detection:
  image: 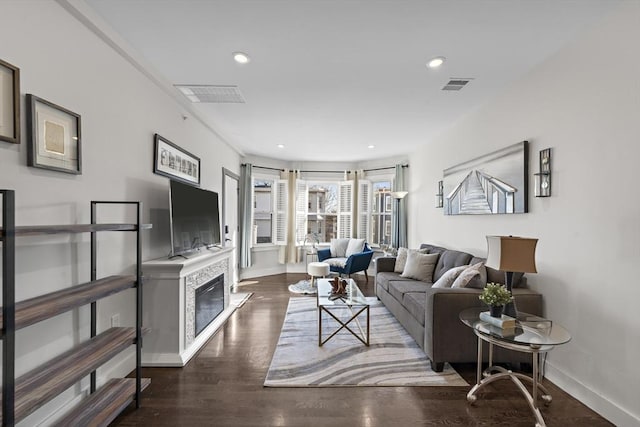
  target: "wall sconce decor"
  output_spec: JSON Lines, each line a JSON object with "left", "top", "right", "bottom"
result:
{"left": 534, "top": 148, "right": 551, "bottom": 197}
{"left": 435, "top": 180, "right": 444, "bottom": 208}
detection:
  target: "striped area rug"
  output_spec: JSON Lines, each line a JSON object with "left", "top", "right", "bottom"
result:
{"left": 264, "top": 297, "right": 468, "bottom": 387}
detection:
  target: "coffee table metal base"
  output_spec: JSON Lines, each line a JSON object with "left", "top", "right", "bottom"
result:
{"left": 318, "top": 304, "right": 369, "bottom": 347}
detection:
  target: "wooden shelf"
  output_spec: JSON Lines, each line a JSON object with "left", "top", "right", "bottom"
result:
{"left": 52, "top": 378, "right": 151, "bottom": 427}
{"left": 0, "top": 223, "right": 152, "bottom": 238}
{"left": 0, "top": 327, "right": 141, "bottom": 423}
{"left": 0, "top": 275, "right": 136, "bottom": 331}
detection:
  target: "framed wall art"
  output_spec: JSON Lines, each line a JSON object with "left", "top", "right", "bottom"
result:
{"left": 26, "top": 94, "right": 82, "bottom": 174}
{"left": 0, "top": 58, "right": 20, "bottom": 144}
{"left": 153, "top": 133, "right": 201, "bottom": 186}
{"left": 443, "top": 140, "right": 528, "bottom": 215}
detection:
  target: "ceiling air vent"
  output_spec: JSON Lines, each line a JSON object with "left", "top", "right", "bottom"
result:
{"left": 442, "top": 78, "right": 473, "bottom": 91}
{"left": 175, "top": 85, "right": 245, "bottom": 103}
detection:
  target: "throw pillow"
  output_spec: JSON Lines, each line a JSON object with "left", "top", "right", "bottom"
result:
{"left": 330, "top": 238, "right": 350, "bottom": 258}
{"left": 400, "top": 252, "right": 439, "bottom": 282}
{"left": 451, "top": 262, "right": 484, "bottom": 288}
{"left": 394, "top": 247, "right": 428, "bottom": 273}
{"left": 466, "top": 262, "right": 488, "bottom": 289}
{"left": 345, "top": 238, "right": 366, "bottom": 257}
{"left": 432, "top": 265, "right": 467, "bottom": 288}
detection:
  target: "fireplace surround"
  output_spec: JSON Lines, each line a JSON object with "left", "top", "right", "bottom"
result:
{"left": 142, "top": 247, "right": 234, "bottom": 366}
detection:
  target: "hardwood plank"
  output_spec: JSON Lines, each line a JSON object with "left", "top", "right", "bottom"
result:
{"left": 111, "top": 273, "right": 614, "bottom": 427}
{"left": 0, "top": 223, "right": 152, "bottom": 238}
{"left": 0, "top": 327, "right": 140, "bottom": 423}
{"left": 53, "top": 378, "right": 150, "bottom": 427}
{"left": 0, "top": 275, "right": 136, "bottom": 330}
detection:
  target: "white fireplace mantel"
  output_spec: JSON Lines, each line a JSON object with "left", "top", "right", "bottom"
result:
{"left": 142, "top": 247, "right": 234, "bottom": 366}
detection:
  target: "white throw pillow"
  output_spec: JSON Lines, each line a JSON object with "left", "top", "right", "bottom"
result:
{"left": 394, "top": 247, "right": 409, "bottom": 273}
{"left": 345, "top": 238, "right": 366, "bottom": 257}
{"left": 400, "top": 252, "right": 439, "bottom": 282}
{"left": 330, "top": 238, "right": 350, "bottom": 258}
{"left": 432, "top": 265, "right": 468, "bottom": 288}
{"left": 451, "top": 262, "right": 484, "bottom": 288}
{"left": 394, "top": 248, "right": 428, "bottom": 273}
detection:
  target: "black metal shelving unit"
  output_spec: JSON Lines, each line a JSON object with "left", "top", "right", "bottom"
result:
{"left": 0, "top": 190, "right": 150, "bottom": 426}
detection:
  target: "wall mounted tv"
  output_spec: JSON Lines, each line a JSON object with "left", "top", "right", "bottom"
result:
{"left": 170, "top": 180, "right": 221, "bottom": 256}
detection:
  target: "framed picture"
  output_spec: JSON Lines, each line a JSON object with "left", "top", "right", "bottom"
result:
{"left": 0, "top": 58, "right": 20, "bottom": 144}
{"left": 153, "top": 133, "right": 201, "bottom": 186}
{"left": 26, "top": 94, "right": 82, "bottom": 174}
{"left": 443, "top": 141, "right": 528, "bottom": 215}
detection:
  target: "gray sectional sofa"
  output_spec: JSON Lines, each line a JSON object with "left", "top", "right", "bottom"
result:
{"left": 375, "top": 243, "right": 543, "bottom": 371}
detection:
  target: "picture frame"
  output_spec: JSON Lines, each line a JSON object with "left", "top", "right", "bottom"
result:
{"left": 26, "top": 94, "right": 82, "bottom": 174}
{"left": 153, "top": 133, "right": 201, "bottom": 186}
{"left": 0, "top": 58, "right": 20, "bottom": 144}
{"left": 443, "top": 140, "right": 528, "bottom": 215}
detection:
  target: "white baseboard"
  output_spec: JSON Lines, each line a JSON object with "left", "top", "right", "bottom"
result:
{"left": 545, "top": 362, "right": 640, "bottom": 427}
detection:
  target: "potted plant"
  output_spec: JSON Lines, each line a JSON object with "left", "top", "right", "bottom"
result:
{"left": 479, "top": 282, "right": 513, "bottom": 317}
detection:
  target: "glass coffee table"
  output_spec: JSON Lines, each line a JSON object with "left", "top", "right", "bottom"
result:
{"left": 460, "top": 307, "right": 571, "bottom": 427}
{"left": 316, "top": 278, "right": 370, "bottom": 347}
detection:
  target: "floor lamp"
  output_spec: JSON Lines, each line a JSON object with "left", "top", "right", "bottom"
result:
{"left": 485, "top": 235, "right": 538, "bottom": 318}
{"left": 390, "top": 191, "right": 408, "bottom": 249}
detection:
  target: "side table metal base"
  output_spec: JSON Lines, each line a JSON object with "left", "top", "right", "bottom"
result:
{"left": 467, "top": 334, "right": 553, "bottom": 427}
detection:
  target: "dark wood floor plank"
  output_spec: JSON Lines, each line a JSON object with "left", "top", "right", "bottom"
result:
{"left": 111, "top": 273, "right": 612, "bottom": 427}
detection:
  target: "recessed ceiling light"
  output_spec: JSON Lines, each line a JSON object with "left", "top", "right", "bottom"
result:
{"left": 277, "top": 144, "right": 285, "bottom": 149}
{"left": 427, "top": 56, "right": 446, "bottom": 68}
{"left": 368, "top": 145, "right": 375, "bottom": 149}
{"left": 233, "top": 52, "right": 250, "bottom": 64}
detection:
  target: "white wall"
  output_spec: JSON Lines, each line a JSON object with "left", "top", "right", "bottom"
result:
{"left": 0, "top": 2, "right": 239, "bottom": 425}
{"left": 408, "top": 3, "right": 640, "bottom": 426}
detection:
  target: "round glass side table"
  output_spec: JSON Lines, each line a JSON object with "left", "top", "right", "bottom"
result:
{"left": 459, "top": 307, "right": 571, "bottom": 427}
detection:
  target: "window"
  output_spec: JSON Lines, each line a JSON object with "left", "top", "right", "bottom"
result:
{"left": 371, "top": 180, "right": 392, "bottom": 246}
{"left": 253, "top": 179, "right": 274, "bottom": 244}
{"left": 306, "top": 183, "right": 338, "bottom": 243}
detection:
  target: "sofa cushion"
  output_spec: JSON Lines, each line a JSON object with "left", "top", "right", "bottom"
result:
{"left": 345, "top": 238, "right": 365, "bottom": 257}
{"left": 420, "top": 244, "right": 447, "bottom": 256}
{"left": 401, "top": 252, "right": 439, "bottom": 282}
{"left": 375, "top": 271, "right": 414, "bottom": 292}
{"left": 330, "top": 238, "right": 350, "bottom": 257}
{"left": 388, "top": 280, "right": 430, "bottom": 302}
{"left": 466, "top": 257, "right": 488, "bottom": 289}
{"left": 432, "top": 250, "right": 473, "bottom": 282}
{"left": 403, "top": 292, "right": 426, "bottom": 326}
{"left": 432, "top": 265, "right": 467, "bottom": 288}
{"left": 451, "top": 262, "right": 484, "bottom": 288}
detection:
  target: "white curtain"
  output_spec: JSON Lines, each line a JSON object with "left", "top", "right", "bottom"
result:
{"left": 239, "top": 163, "right": 253, "bottom": 268}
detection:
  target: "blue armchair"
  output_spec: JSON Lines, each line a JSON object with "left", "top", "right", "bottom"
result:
{"left": 317, "top": 243, "right": 374, "bottom": 282}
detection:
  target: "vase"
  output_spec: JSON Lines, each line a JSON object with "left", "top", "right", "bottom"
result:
{"left": 489, "top": 305, "right": 504, "bottom": 318}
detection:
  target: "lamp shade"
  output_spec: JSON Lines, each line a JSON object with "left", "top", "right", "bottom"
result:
{"left": 390, "top": 191, "right": 408, "bottom": 200}
{"left": 485, "top": 236, "right": 538, "bottom": 273}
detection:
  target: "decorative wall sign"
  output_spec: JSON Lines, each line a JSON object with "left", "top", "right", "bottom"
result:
{"left": 0, "top": 58, "right": 20, "bottom": 144}
{"left": 153, "top": 133, "right": 200, "bottom": 186}
{"left": 443, "top": 141, "right": 528, "bottom": 215}
{"left": 26, "top": 94, "right": 82, "bottom": 174}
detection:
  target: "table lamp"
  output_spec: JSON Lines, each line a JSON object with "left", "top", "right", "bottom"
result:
{"left": 485, "top": 235, "right": 538, "bottom": 318}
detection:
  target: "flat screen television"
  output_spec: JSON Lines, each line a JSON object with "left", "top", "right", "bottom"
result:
{"left": 169, "top": 180, "right": 221, "bottom": 256}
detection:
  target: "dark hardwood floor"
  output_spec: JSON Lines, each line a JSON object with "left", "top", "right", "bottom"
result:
{"left": 113, "top": 273, "right": 611, "bottom": 426}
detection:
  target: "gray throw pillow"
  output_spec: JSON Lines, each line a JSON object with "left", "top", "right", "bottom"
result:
{"left": 432, "top": 265, "right": 468, "bottom": 288}
{"left": 466, "top": 263, "right": 488, "bottom": 289}
{"left": 451, "top": 262, "right": 483, "bottom": 288}
{"left": 400, "top": 252, "right": 439, "bottom": 282}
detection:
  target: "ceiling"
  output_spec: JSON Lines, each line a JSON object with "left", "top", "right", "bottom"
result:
{"left": 82, "top": 0, "right": 619, "bottom": 163}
